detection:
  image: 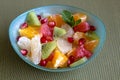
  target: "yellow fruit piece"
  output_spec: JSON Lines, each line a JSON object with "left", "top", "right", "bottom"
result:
{"left": 66, "top": 48, "right": 76, "bottom": 57}
{"left": 48, "top": 14, "right": 65, "bottom": 27}
{"left": 52, "top": 49, "right": 68, "bottom": 68}
{"left": 46, "top": 61, "right": 56, "bottom": 69}
{"left": 19, "top": 26, "right": 40, "bottom": 39}
{"left": 84, "top": 39, "right": 99, "bottom": 52}
{"left": 73, "top": 13, "right": 87, "bottom": 22}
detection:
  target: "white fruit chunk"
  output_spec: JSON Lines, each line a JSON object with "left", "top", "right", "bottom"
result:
{"left": 57, "top": 38, "right": 72, "bottom": 54}
{"left": 61, "top": 24, "right": 74, "bottom": 38}
{"left": 41, "top": 13, "right": 52, "bottom": 18}
{"left": 30, "top": 35, "right": 42, "bottom": 64}
{"left": 17, "top": 37, "right": 31, "bottom": 54}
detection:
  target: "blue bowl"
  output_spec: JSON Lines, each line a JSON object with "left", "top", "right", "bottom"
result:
{"left": 9, "top": 5, "right": 106, "bottom": 72}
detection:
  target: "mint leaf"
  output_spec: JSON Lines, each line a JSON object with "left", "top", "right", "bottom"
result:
{"left": 61, "top": 10, "right": 75, "bottom": 27}
{"left": 61, "top": 10, "right": 81, "bottom": 27}
{"left": 74, "top": 19, "right": 81, "bottom": 26}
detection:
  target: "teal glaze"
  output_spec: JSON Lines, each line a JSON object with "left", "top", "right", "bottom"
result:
{"left": 9, "top": 5, "right": 106, "bottom": 72}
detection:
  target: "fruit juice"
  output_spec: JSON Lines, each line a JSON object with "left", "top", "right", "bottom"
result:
{"left": 17, "top": 10, "right": 99, "bottom": 69}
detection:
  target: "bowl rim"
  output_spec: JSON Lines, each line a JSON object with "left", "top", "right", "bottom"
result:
{"left": 9, "top": 4, "right": 106, "bottom": 72}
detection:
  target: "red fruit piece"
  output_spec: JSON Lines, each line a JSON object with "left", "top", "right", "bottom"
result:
{"left": 20, "top": 22, "right": 28, "bottom": 29}
{"left": 41, "top": 18, "right": 48, "bottom": 24}
{"left": 73, "top": 45, "right": 85, "bottom": 60}
{"left": 82, "top": 48, "right": 92, "bottom": 58}
{"left": 41, "top": 36, "right": 48, "bottom": 43}
{"left": 45, "top": 52, "right": 54, "bottom": 61}
{"left": 37, "top": 15, "right": 41, "bottom": 20}
{"left": 90, "top": 25, "right": 96, "bottom": 31}
{"left": 73, "top": 22, "right": 90, "bottom": 32}
{"left": 16, "top": 36, "right": 21, "bottom": 41}
{"left": 20, "top": 49, "right": 28, "bottom": 56}
{"left": 48, "top": 21, "right": 56, "bottom": 28}
{"left": 67, "top": 37, "right": 74, "bottom": 43}
{"left": 40, "top": 23, "right": 53, "bottom": 38}
{"left": 68, "top": 55, "right": 75, "bottom": 66}
{"left": 73, "top": 45, "right": 92, "bottom": 60}
{"left": 78, "top": 38, "right": 86, "bottom": 46}
{"left": 40, "top": 60, "right": 47, "bottom": 66}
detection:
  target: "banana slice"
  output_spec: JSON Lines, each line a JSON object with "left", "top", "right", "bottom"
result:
{"left": 30, "top": 35, "right": 42, "bottom": 64}
{"left": 57, "top": 38, "right": 72, "bottom": 54}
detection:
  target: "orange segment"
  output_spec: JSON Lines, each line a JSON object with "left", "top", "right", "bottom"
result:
{"left": 66, "top": 48, "right": 76, "bottom": 57}
{"left": 73, "top": 32, "right": 87, "bottom": 47}
{"left": 84, "top": 39, "right": 99, "bottom": 52}
{"left": 19, "top": 26, "right": 40, "bottom": 39}
{"left": 73, "top": 13, "right": 87, "bottom": 22}
{"left": 46, "top": 61, "right": 56, "bottom": 69}
{"left": 48, "top": 14, "right": 65, "bottom": 27}
{"left": 52, "top": 49, "right": 68, "bottom": 68}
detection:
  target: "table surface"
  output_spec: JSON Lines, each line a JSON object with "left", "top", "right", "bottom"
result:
{"left": 0, "top": 0, "right": 120, "bottom": 80}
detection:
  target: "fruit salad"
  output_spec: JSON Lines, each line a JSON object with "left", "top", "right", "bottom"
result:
{"left": 17, "top": 10, "right": 99, "bottom": 69}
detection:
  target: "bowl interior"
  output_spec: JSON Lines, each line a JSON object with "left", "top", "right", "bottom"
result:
{"left": 9, "top": 5, "right": 106, "bottom": 72}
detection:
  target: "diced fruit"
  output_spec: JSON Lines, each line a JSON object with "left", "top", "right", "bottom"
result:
{"left": 48, "top": 21, "right": 56, "bottom": 28}
{"left": 86, "top": 31, "right": 99, "bottom": 40}
{"left": 40, "top": 23, "right": 52, "bottom": 38}
{"left": 70, "top": 57, "right": 87, "bottom": 67}
{"left": 61, "top": 24, "right": 74, "bottom": 38}
{"left": 16, "top": 36, "right": 21, "bottom": 41}
{"left": 90, "top": 25, "right": 96, "bottom": 31}
{"left": 84, "top": 39, "right": 99, "bottom": 52}
{"left": 66, "top": 48, "right": 76, "bottom": 57}
{"left": 73, "top": 22, "right": 90, "bottom": 32}
{"left": 73, "top": 45, "right": 85, "bottom": 60}
{"left": 84, "top": 51, "right": 92, "bottom": 58}
{"left": 42, "top": 13, "right": 52, "bottom": 18}
{"left": 48, "top": 14, "right": 65, "bottom": 27}
{"left": 40, "top": 60, "right": 47, "bottom": 66}
{"left": 41, "top": 41, "right": 57, "bottom": 59}
{"left": 67, "top": 37, "right": 74, "bottom": 43}
{"left": 57, "top": 38, "right": 72, "bottom": 54}
{"left": 30, "top": 35, "right": 42, "bottom": 64}
{"left": 52, "top": 49, "right": 68, "bottom": 68}
{"left": 17, "top": 36, "right": 31, "bottom": 54}
{"left": 73, "top": 32, "right": 86, "bottom": 46}
{"left": 20, "top": 49, "right": 28, "bottom": 56}
{"left": 67, "top": 55, "right": 75, "bottom": 66}
{"left": 78, "top": 38, "right": 86, "bottom": 46}
{"left": 19, "top": 26, "right": 40, "bottom": 39}
{"left": 41, "top": 18, "right": 48, "bottom": 24}
{"left": 73, "top": 32, "right": 86, "bottom": 41}
{"left": 73, "top": 13, "right": 87, "bottom": 22}
{"left": 20, "top": 22, "right": 28, "bottom": 29}
{"left": 46, "top": 61, "right": 55, "bottom": 69}
{"left": 26, "top": 11, "right": 41, "bottom": 26}
{"left": 37, "top": 15, "right": 41, "bottom": 20}
{"left": 45, "top": 52, "right": 54, "bottom": 61}
{"left": 40, "top": 36, "right": 48, "bottom": 43}
{"left": 53, "top": 27, "right": 66, "bottom": 39}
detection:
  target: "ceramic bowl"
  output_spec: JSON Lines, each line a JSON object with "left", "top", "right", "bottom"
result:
{"left": 9, "top": 5, "right": 106, "bottom": 72}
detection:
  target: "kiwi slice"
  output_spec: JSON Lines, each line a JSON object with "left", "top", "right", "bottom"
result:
{"left": 53, "top": 27, "right": 66, "bottom": 39}
{"left": 41, "top": 41, "right": 56, "bottom": 59}
{"left": 86, "top": 31, "right": 99, "bottom": 40}
{"left": 70, "top": 57, "right": 87, "bottom": 67}
{"left": 26, "top": 11, "right": 41, "bottom": 26}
